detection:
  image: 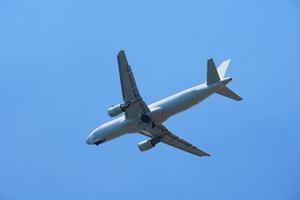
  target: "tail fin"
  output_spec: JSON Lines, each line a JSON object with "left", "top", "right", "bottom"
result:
{"left": 217, "top": 59, "right": 230, "bottom": 79}
{"left": 216, "top": 86, "right": 243, "bottom": 101}
{"left": 207, "top": 58, "right": 242, "bottom": 101}
{"left": 207, "top": 58, "right": 231, "bottom": 84}
{"left": 207, "top": 59, "right": 220, "bottom": 84}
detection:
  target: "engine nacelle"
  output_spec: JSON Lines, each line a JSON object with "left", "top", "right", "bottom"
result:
{"left": 107, "top": 102, "right": 130, "bottom": 117}
{"left": 138, "top": 138, "right": 160, "bottom": 152}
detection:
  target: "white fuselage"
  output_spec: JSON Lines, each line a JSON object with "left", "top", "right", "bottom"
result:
{"left": 86, "top": 79, "right": 229, "bottom": 145}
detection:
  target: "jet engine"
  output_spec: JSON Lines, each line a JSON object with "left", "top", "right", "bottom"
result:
{"left": 138, "top": 138, "right": 160, "bottom": 152}
{"left": 107, "top": 102, "right": 130, "bottom": 117}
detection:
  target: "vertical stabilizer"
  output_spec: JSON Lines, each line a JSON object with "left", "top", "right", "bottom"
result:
{"left": 207, "top": 58, "right": 242, "bottom": 101}
{"left": 207, "top": 59, "right": 220, "bottom": 85}
{"left": 217, "top": 59, "right": 230, "bottom": 79}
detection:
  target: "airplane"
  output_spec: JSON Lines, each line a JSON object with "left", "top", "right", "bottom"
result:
{"left": 86, "top": 50, "right": 242, "bottom": 157}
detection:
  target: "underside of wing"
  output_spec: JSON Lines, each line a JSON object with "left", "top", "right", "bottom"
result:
{"left": 117, "top": 50, "right": 150, "bottom": 118}
{"left": 140, "top": 124, "right": 210, "bottom": 157}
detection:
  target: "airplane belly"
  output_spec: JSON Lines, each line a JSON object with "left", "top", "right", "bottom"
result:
{"left": 90, "top": 118, "right": 132, "bottom": 143}
{"left": 148, "top": 107, "right": 169, "bottom": 123}
{"left": 152, "top": 87, "right": 215, "bottom": 118}
{"left": 102, "top": 126, "right": 125, "bottom": 141}
{"left": 160, "top": 90, "right": 199, "bottom": 117}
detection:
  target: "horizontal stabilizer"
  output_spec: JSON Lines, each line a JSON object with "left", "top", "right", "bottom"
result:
{"left": 216, "top": 86, "right": 242, "bottom": 101}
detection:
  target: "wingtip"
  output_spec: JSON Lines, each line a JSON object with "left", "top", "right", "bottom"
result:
{"left": 199, "top": 152, "right": 211, "bottom": 157}
{"left": 235, "top": 95, "right": 243, "bottom": 101}
{"left": 224, "top": 59, "right": 231, "bottom": 64}
{"left": 208, "top": 58, "right": 214, "bottom": 62}
{"left": 118, "top": 49, "right": 126, "bottom": 56}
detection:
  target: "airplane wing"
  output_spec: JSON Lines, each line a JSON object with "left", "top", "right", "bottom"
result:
{"left": 140, "top": 124, "right": 210, "bottom": 157}
{"left": 117, "top": 50, "right": 150, "bottom": 118}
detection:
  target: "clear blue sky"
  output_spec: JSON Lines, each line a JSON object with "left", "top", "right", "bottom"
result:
{"left": 0, "top": 0, "right": 299, "bottom": 199}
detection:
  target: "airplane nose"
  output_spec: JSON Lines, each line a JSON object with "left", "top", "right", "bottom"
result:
{"left": 86, "top": 127, "right": 106, "bottom": 145}
{"left": 85, "top": 136, "right": 93, "bottom": 145}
